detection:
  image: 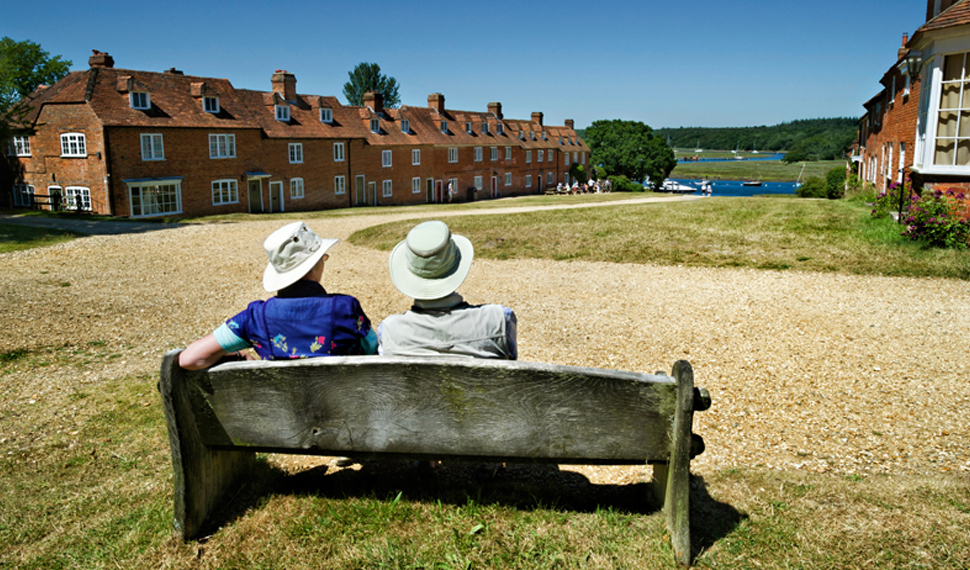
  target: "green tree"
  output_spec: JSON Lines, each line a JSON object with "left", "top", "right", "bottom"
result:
{"left": 825, "top": 167, "right": 846, "bottom": 199}
{"left": 569, "top": 163, "right": 588, "bottom": 184}
{"left": 0, "top": 37, "right": 71, "bottom": 112}
{"left": 342, "top": 62, "right": 401, "bottom": 108}
{"left": 584, "top": 119, "right": 676, "bottom": 189}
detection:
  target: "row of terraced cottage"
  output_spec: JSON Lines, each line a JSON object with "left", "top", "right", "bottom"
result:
{"left": 2, "top": 51, "right": 589, "bottom": 218}
{"left": 855, "top": 0, "right": 970, "bottom": 218}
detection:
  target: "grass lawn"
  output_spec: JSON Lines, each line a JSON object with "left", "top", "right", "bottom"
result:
{"left": 0, "top": 223, "right": 85, "bottom": 254}
{"left": 351, "top": 197, "right": 970, "bottom": 280}
{"left": 671, "top": 159, "right": 844, "bottom": 182}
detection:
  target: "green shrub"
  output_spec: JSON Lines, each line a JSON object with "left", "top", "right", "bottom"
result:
{"left": 796, "top": 176, "right": 826, "bottom": 198}
{"left": 872, "top": 181, "right": 906, "bottom": 219}
{"left": 570, "top": 163, "right": 588, "bottom": 184}
{"left": 902, "top": 188, "right": 970, "bottom": 249}
{"left": 608, "top": 174, "right": 645, "bottom": 193}
{"left": 825, "top": 167, "right": 846, "bottom": 199}
{"left": 844, "top": 173, "right": 873, "bottom": 202}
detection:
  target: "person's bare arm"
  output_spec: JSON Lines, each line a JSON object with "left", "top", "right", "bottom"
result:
{"left": 178, "top": 334, "right": 229, "bottom": 370}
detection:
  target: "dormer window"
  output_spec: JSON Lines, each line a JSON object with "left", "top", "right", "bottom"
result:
{"left": 518, "top": 131, "right": 524, "bottom": 140}
{"left": 440, "top": 121, "right": 448, "bottom": 133}
{"left": 530, "top": 131, "right": 536, "bottom": 141}
{"left": 203, "top": 96, "right": 220, "bottom": 114}
{"left": 465, "top": 122, "right": 473, "bottom": 134}
{"left": 371, "top": 118, "right": 380, "bottom": 133}
{"left": 320, "top": 108, "right": 333, "bottom": 123}
{"left": 482, "top": 123, "right": 489, "bottom": 135}
{"left": 559, "top": 136, "right": 563, "bottom": 144}
{"left": 542, "top": 132, "right": 547, "bottom": 141}
{"left": 275, "top": 105, "right": 290, "bottom": 122}
{"left": 401, "top": 119, "right": 410, "bottom": 133}
{"left": 497, "top": 124, "right": 504, "bottom": 135}
{"left": 130, "top": 92, "right": 150, "bottom": 110}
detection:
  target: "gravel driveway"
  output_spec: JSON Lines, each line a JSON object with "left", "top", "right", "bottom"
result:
{"left": 1, "top": 200, "right": 967, "bottom": 484}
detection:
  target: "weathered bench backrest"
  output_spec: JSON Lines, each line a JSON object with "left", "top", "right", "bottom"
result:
{"left": 181, "top": 355, "right": 681, "bottom": 464}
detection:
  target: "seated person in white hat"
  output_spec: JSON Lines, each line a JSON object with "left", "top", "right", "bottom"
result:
{"left": 378, "top": 220, "right": 516, "bottom": 359}
{"left": 179, "top": 221, "right": 377, "bottom": 369}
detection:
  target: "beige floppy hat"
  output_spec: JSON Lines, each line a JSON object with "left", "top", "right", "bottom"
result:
{"left": 388, "top": 220, "right": 474, "bottom": 300}
{"left": 262, "top": 221, "right": 338, "bottom": 292}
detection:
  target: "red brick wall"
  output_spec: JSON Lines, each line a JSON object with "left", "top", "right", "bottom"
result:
{"left": 859, "top": 70, "right": 920, "bottom": 193}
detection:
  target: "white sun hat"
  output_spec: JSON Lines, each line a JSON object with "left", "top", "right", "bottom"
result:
{"left": 262, "top": 221, "right": 338, "bottom": 292}
{"left": 388, "top": 220, "right": 474, "bottom": 300}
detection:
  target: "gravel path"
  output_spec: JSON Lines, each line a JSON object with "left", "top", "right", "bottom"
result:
{"left": 1, "top": 199, "right": 968, "bottom": 484}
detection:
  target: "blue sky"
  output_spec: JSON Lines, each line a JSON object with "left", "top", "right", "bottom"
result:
{"left": 2, "top": 0, "right": 926, "bottom": 129}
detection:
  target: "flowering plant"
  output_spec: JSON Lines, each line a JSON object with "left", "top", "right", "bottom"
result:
{"left": 871, "top": 180, "right": 906, "bottom": 219}
{"left": 902, "top": 188, "right": 970, "bottom": 249}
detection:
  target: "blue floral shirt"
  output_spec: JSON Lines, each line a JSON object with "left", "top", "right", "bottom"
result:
{"left": 213, "top": 281, "right": 376, "bottom": 359}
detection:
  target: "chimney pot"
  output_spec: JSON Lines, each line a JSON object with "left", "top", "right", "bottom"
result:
{"left": 88, "top": 50, "right": 114, "bottom": 68}
{"left": 428, "top": 92, "right": 445, "bottom": 114}
{"left": 531, "top": 112, "right": 544, "bottom": 126}
{"left": 271, "top": 70, "right": 297, "bottom": 101}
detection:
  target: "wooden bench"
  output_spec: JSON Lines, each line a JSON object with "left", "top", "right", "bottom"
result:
{"left": 159, "top": 350, "right": 711, "bottom": 566}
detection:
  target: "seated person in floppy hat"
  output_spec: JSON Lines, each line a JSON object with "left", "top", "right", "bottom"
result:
{"left": 179, "top": 221, "right": 377, "bottom": 370}
{"left": 378, "top": 220, "right": 516, "bottom": 359}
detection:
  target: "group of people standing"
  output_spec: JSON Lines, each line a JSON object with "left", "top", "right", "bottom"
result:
{"left": 555, "top": 179, "right": 611, "bottom": 195}
{"left": 179, "top": 219, "right": 516, "bottom": 368}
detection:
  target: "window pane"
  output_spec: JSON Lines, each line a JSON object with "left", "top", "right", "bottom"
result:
{"left": 938, "top": 111, "right": 958, "bottom": 136}
{"left": 958, "top": 139, "right": 970, "bottom": 165}
{"left": 940, "top": 83, "right": 961, "bottom": 108}
{"left": 935, "top": 139, "right": 955, "bottom": 165}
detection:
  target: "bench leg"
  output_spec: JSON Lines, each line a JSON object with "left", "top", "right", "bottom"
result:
{"left": 664, "top": 360, "right": 695, "bottom": 567}
{"left": 159, "top": 350, "right": 258, "bottom": 540}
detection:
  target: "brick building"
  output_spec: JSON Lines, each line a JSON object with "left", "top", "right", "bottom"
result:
{"left": 2, "top": 52, "right": 588, "bottom": 218}
{"left": 858, "top": 0, "right": 970, "bottom": 217}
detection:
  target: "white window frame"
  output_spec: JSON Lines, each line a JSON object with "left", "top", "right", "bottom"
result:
{"left": 548, "top": 150, "right": 554, "bottom": 162}
{"left": 209, "top": 134, "right": 236, "bottom": 159}
{"left": 371, "top": 118, "right": 380, "bottom": 133}
{"left": 334, "top": 175, "right": 346, "bottom": 195}
{"left": 401, "top": 119, "right": 410, "bottom": 133}
{"left": 564, "top": 152, "right": 570, "bottom": 166}
{"left": 382, "top": 179, "right": 393, "bottom": 197}
{"left": 130, "top": 91, "right": 150, "bottom": 110}
{"left": 64, "top": 186, "right": 91, "bottom": 211}
{"left": 320, "top": 108, "right": 333, "bottom": 123}
{"left": 526, "top": 150, "right": 532, "bottom": 164}
{"left": 474, "top": 147, "right": 483, "bottom": 162}
{"left": 482, "top": 123, "right": 489, "bottom": 135}
{"left": 289, "top": 143, "right": 303, "bottom": 164}
{"left": 440, "top": 121, "right": 448, "bottom": 133}
{"left": 465, "top": 121, "right": 472, "bottom": 134}
{"left": 128, "top": 179, "right": 182, "bottom": 217}
{"left": 412, "top": 148, "right": 421, "bottom": 165}
{"left": 334, "top": 142, "right": 345, "bottom": 162}
{"left": 140, "top": 133, "right": 164, "bottom": 161}
{"left": 547, "top": 172, "right": 554, "bottom": 185}
{"left": 60, "top": 133, "right": 86, "bottom": 157}
{"left": 490, "top": 147, "right": 498, "bottom": 161}
{"left": 412, "top": 177, "right": 421, "bottom": 194}
{"left": 505, "top": 146, "right": 511, "bottom": 160}
{"left": 290, "top": 177, "right": 305, "bottom": 199}
{"left": 474, "top": 175, "right": 483, "bottom": 191}
{"left": 497, "top": 123, "right": 504, "bottom": 135}
{"left": 538, "top": 150, "right": 544, "bottom": 162}
{"left": 382, "top": 149, "right": 392, "bottom": 167}
{"left": 504, "top": 173, "right": 511, "bottom": 186}
{"left": 525, "top": 175, "right": 532, "bottom": 188}
{"left": 448, "top": 147, "right": 458, "bottom": 163}
{"left": 276, "top": 105, "right": 290, "bottom": 122}
{"left": 212, "top": 179, "right": 239, "bottom": 205}
{"left": 918, "top": 49, "right": 970, "bottom": 172}
{"left": 203, "top": 96, "right": 220, "bottom": 114}
{"left": 8, "top": 135, "right": 30, "bottom": 156}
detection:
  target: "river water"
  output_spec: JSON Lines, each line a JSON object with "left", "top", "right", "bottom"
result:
{"left": 662, "top": 178, "right": 798, "bottom": 197}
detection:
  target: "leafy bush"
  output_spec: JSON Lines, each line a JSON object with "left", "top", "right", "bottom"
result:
{"left": 570, "top": 163, "right": 588, "bottom": 184}
{"left": 796, "top": 176, "right": 826, "bottom": 198}
{"left": 843, "top": 173, "right": 873, "bottom": 202}
{"left": 872, "top": 181, "right": 906, "bottom": 219}
{"left": 825, "top": 167, "right": 846, "bottom": 199}
{"left": 902, "top": 188, "right": 970, "bottom": 249}
{"left": 607, "top": 174, "right": 645, "bottom": 193}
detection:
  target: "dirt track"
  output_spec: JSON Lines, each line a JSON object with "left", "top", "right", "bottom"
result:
{"left": 1, "top": 201, "right": 968, "bottom": 483}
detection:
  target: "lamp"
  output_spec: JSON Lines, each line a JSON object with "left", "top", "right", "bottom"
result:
{"left": 906, "top": 50, "right": 923, "bottom": 77}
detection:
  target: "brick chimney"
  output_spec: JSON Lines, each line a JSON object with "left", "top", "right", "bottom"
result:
{"left": 89, "top": 50, "right": 114, "bottom": 68}
{"left": 363, "top": 91, "right": 384, "bottom": 115}
{"left": 899, "top": 34, "right": 910, "bottom": 60}
{"left": 429, "top": 92, "right": 445, "bottom": 114}
{"left": 488, "top": 102, "right": 503, "bottom": 119}
{"left": 564, "top": 119, "right": 574, "bottom": 130}
{"left": 271, "top": 70, "right": 297, "bottom": 102}
{"left": 531, "top": 112, "right": 543, "bottom": 126}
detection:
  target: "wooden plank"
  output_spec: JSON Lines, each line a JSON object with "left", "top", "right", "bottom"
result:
{"left": 195, "top": 356, "right": 679, "bottom": 463}
{"left": 159, "top": 350, "right": 260, "bottom": 540}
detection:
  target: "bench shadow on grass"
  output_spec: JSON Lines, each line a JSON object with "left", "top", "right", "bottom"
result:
{"left": 207, "top": 457, "right": 742, "bottom": 561}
